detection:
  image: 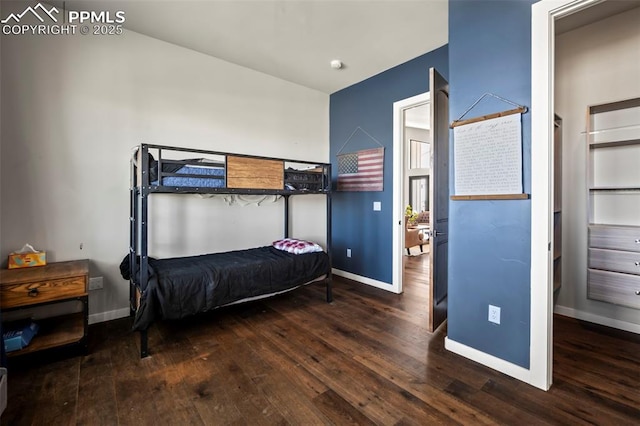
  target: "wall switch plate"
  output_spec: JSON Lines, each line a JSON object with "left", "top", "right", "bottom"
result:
{"left": 373, "top": 201, "right": 381, "bottom": 211}
{"left": 89, "top": 276, "right": 104, "bottom": 291}
{"left": 488, "top": 305, "right": 501, "bottom": 324}
{"left": 346, "top": 248, "right": 352, "bottom": 258}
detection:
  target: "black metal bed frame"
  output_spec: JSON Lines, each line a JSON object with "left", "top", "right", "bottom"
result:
{"left": 129, "top": 143, "right": 333, "bottom": 357}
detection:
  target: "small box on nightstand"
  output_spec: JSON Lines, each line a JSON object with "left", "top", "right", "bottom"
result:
{"left": 7, "top": 251, "right": 46, "bottom": 269}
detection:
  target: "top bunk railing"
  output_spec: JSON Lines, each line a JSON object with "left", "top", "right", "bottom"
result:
{"left": 132, "top": 143, "right": 332, "bottom": 195}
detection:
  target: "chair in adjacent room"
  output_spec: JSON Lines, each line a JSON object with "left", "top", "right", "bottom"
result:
{"left": 405, "top": 217, "right": 426, "bottom": 255}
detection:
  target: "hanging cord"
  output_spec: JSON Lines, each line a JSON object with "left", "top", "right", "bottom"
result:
{"left": 453, "top": 93, "right": 528, "bottom": 124}
{"left": 336, "top": 126, "right": 384, "bottom": 155}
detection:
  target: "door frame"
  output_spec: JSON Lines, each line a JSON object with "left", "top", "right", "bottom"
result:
{"left": 530, "top": 0, "right": 598, "bottom": 391}
{"left": 392, "top": 92, "right": 430, "bottom": 294}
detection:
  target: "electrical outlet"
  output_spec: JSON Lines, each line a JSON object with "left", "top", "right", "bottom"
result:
{"left": 346, "top": 248, "right": 352, "bottom": 258}
{"left": 89, "top": 276, "right": 104, "bottom": 291}
{"left": 488, "top": 305, "right": 501, "bottom": 325}
{"left": 373, "top": 201, "right": 381, "bottom": 211}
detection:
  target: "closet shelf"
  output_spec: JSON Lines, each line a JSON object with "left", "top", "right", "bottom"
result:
{"left": 582, "top": 123, "right": 640, "bottom": 136}
{"left": 589, "top": 97, "right": 640, "bottom": 114}
{"left": 589, "top": 186, "right": 640, "bottom": 192}
{"left": 589, "top": 223, "right": 640, "bottom": 229}
{"left": 589, "top": 138, "right": 640, "bottom": 149}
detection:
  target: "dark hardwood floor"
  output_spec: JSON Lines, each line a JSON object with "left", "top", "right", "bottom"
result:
{"left": 3, "top": 257, "right": 639, "bottom": 425}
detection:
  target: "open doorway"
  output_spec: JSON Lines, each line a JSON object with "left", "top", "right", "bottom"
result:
{"left": 531, "top": 0, "right": 640, "bottom": 391}
{"left": 392, "top": 68, "right": 449, "bottom": 332}
{"left": 392, "top": 92, "right": 430, "bottom": 296}
{"left": 402, "top": 103, "right": 432, "bottom": 310}
{"left": 553, "top": 1, "right": 640, "bottom": 331}
{"left": 404, "top": 105, "right": 431, "bottom": 256}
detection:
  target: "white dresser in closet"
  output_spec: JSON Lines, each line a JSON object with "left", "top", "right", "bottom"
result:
{"left": 586, "top": 97, "right": 640, "bottom": 309}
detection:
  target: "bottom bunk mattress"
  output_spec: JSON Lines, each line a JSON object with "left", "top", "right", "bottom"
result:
{"left": 127, "top": 246, "right": 330, "bottom": 331}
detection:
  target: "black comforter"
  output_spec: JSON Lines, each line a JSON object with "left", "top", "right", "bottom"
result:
{"left": 124, "top": 246, "right": 330, "bottom": 331}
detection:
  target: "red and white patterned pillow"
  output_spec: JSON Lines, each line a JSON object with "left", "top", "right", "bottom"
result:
{"left": 273, "top": 238, "right": 323, "bottom": 255}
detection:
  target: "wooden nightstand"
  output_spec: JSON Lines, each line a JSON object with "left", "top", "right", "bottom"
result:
{"left": 0, "top": 259, "right": 89, "bottom": 357}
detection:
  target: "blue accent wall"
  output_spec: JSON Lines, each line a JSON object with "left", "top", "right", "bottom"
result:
{"left": 448, "top": 0, "right": 536, "bottom": 368}
{"left": 330, "top": 46, "right": 448, "bottom": 284}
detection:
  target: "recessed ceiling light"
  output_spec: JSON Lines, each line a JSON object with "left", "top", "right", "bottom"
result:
{"left": 330, "top": 59, "right": 343, "bottom": 70}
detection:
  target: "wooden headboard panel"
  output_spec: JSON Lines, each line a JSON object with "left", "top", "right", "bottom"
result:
{"left": 226, "top": 156, "right": 284, "bottom": 190}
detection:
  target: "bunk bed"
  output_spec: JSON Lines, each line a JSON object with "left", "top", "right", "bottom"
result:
{"left": 127, "top": 143, "right": 332, "bottom": 357}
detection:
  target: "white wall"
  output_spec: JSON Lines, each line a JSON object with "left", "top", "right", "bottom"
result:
{"left": 554, "top": 8, "right": 640, "bottom": 330}
{"left": 0, "top": 5, "right": 329, "bottom": 323}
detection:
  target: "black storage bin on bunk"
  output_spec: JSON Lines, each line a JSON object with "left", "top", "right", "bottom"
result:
{"left": 284, "top": 169, "right": 324, "bottom": 191}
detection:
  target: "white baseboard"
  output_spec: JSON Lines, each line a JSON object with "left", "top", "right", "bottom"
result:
{"left": 332, "top": 268, "right": 399, "bottom": 294}
{"left": 554, "top": 305, "right": 640, "bottom": 334}
{"left": 444, "top": 337, "right": 534, "bottom": 386}
{"left": 88, "top": 308, "right": 130, "bottom": 325}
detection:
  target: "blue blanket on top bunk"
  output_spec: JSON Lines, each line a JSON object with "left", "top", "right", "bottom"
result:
{"left": 153, "top": 165, "right": 225, "bottom": 188}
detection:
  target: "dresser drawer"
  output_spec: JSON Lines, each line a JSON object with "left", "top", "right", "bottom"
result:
{"left": 0, "top": 275, "right": 87, "bottom": 309}
{"left": 589, "top": 225, "right": 640, "bottom": 252}
{"left": 587, "top": 269, "right": 640, "bottom": 309}
{"left": 588, "top": 248, "right": 640, "bottom": 276}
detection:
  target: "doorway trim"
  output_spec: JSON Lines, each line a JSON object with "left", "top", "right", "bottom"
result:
{"left": 392, "top": 92, "right": 430, "bottom": 294}
{"left": 530, "top": 0, "right": 599, "bottom": 391}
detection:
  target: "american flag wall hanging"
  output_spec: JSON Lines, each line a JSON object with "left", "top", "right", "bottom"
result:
{"left": 337, "top": 147, "right": 384, "bottom": 191}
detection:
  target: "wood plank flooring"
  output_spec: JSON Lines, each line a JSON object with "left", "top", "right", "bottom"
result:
{"left": 3, "top": 257, "right": 639, "bottom": 425}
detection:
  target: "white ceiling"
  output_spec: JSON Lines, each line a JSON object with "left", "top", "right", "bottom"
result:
{"left": 52, "top": 0, "right": 448, "bottom": 94}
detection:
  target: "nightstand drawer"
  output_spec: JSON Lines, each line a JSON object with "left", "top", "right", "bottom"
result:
{"left": 0, "top": 275, "right": 86, "bottom": 309}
